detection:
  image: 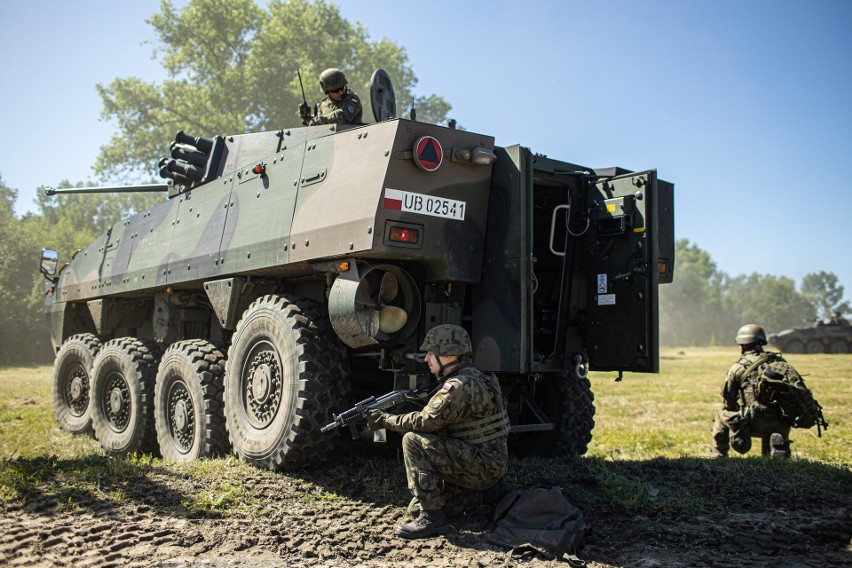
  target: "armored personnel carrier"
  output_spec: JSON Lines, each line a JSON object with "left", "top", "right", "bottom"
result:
{"left": 39, "top": 72, "right": 675, "bottom": 469}
{"left": 769, "top": 317, "right": 852, "bottom": 354}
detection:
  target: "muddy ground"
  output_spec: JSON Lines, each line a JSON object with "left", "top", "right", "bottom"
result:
{"left": 1, "top": 447, "right": 850, "bottom": 568}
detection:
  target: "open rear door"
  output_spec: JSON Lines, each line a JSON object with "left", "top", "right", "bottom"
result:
{"left": 585, "top": 170, "right": 661, "bottom": 373}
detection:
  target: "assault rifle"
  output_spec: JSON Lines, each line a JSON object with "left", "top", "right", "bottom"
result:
{"left": 321, "top": 380, "right": 437, "bottom": 439}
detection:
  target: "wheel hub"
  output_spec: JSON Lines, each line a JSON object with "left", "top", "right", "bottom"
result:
{"left": 104, "top": 372, "right": 130, "bottom": 432}
{"left": 109, "top": 387, "right": 124, "bottom": 414}
{"left": 251, "top": 364, "right": 271, "bottom": 403}
{"left": 168, "top": 382, "right": 194, "bottom": 452}
{"left": 64, "top": 363, "right": 89, "bottom": 416}
{"left": 174, "top": 400, "right": 188, "bottom": 431}
{"left": 70, "top": 376, "right": 83, "bottom": 401}
{"left": 245, "top": 348, "right": 282, "bottom": 429}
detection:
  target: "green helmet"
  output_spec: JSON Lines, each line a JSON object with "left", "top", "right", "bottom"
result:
{"left": 735, "top": 324, "right": 767, "bottom": 346}
{"left": 319, "top": 68, "right": 347, "bottom": 93}
{"left": 420, "top": 324, "right": 472, "bottom": 357}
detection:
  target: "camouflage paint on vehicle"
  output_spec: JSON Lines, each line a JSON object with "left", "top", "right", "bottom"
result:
{"left": 39, "top": 73, "right": 675, "bottom": 469}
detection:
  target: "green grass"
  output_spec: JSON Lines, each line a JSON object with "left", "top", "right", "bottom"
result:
{"left": 1, "top": 349, "right": 850, "bottom": 519}
{"left": 585, "top": 346, "right": 851, "bottom": 464}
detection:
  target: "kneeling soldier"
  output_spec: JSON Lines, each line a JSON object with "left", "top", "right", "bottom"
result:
{"left": 366, "top": 324, "right": 510, "bottom": 539}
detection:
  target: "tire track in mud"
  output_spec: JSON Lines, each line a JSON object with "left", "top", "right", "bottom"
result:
{"left": 2, "top": 458, "right": 848, "bottom": 568}
{"left": 0, "top": 500, "right": 190, "bottom": 567}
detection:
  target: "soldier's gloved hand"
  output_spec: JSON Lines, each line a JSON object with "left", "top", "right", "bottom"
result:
{"left": 298, "top": 102, "right": 311, "bottom": 121}
{"left": 365, "top": 409, "right": 389, "bottom": 431}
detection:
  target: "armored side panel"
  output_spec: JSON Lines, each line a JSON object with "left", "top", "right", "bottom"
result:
{"left": 769, "top": 321, "right": 852, "bottom": 353}
{"left": 51, "top": 119, "right": 494, "bottom": 346}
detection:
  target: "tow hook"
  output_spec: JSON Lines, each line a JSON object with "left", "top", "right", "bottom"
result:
{"left": 572, "top": 353, "right": 588, "bottom": 379}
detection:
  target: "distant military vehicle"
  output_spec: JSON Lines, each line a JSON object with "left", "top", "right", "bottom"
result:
{"left": 38, "top": 71, "right": 675, "bottom": 470}
{"left": 769, "top": 316, "right": 852, "bottom": 354}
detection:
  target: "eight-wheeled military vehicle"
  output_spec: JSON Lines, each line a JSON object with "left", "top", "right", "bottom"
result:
{"left": 769, "top": 317, "right": 852, "bottom": 354}
{"left": 39, "top": 73, "right": 674, "bottom": 470}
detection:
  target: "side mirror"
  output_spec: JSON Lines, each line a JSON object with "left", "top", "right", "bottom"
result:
{"left": 40, "top": 249, "right": 58, "bottom": 277}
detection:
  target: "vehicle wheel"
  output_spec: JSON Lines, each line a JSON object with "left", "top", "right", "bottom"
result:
{"left": 509, "top": 369, "right": 596, "bottom": 457}
{"left": 52, "top": 333, "right": 102, "bottom": 435}
{"left": 784, "top": 340, "right": 805, "bottom": 354}
{"left": 155, "top": 340, "right": 230, "bottom": 462}
{"left": 806, "top": 340, "right": 824, "bottom": 354}
{"left": 224, "top": 295, "right": 349, "bottom": 470}
{"left": 557, "top": 371, "right": 596, "bottom": 455}
{"left": 829, "top": 340, "right": 849, "bottom": 354}
{"left": 91, "top": 338, "right": 161, "bottom": 457}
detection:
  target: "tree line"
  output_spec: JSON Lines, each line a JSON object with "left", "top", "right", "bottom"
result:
{"left": 659, "top": 239, "right": 849, "bottom": 346}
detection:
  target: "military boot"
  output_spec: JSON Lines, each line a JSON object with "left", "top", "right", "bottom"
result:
{"left": 394, "top": 509, "right": 450, "bottom": 539}
{"left": 770, "top": 433, "right": 789, "bottom": 459}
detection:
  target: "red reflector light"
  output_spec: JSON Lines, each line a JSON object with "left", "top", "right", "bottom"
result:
{"left": 658, "top": 261, "right": 668, "bottom": 274}
{"left": 252, "top": 163, "right": 265, "bottom": 175}
{"left": 388, "top": 226, "right": 419, "bottom": 244}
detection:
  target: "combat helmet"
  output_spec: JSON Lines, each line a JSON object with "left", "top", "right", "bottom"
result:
{"left": 319, "top": 68, "right": 347, "bottom": 93}
{"left": 420, "top": 324, "right": 472, "bottom": 357}
{"left": 735, "top": 324, "right": 767, "bottom": 346}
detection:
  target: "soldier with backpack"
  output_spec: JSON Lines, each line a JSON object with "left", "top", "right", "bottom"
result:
{"left": 712, "top": 324, "right": 827, "bottom": 459}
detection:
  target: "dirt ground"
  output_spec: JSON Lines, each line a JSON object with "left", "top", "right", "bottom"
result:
{"left": 1, "top": 451, "right": 850, "bottom": 568}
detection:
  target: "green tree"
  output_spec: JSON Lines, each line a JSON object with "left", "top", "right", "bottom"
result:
{"left": 800, "top": 271, "right": 850, "bottom": 321}
{"left": 659, "top": 239, "right": 727, "bottom": 345}
{"left": 95, "top": 0, "right": 450, "bottom": 181}
{"left": 0, "top": 177, "right": 50, "bottom": 363}
{"left": 723, "top": 273, "right": 815, "bottom": 335}
{"left": 34, "top": 180, "right": 160, "bottom": 252}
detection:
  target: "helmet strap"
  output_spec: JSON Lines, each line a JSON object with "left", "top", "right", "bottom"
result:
{"left": 435, "top": 354, "right": 462, "bottom": 378}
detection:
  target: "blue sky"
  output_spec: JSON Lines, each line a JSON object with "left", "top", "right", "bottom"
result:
{"left": 1, "top": 0, "right": 850, "bottom": 301}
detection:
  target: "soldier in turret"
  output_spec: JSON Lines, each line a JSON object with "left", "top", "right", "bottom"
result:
{"left": 712, "top": 324, "right": 792, "bottom": 458}
{"left": 366, "top": 324, "right": 510, "bottom": 539}
{"left": 298, "top": 68, "right": 363, "bottom": 126}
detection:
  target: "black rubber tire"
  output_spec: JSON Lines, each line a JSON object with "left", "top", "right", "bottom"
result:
{"left": 509, "top": 370, "right": 596, "bottom": 457}
{"left": 52, "top": 333, "right": 102, "bottom": 435}
{"left": 557, "top": 372, "right": 596, "bottom": 456}
{"left": 154, "top": 339, "right": 229, "bottom": 462}
{"left": 806, "top": 340, "right": 824, "bottom": 354}
{"left": 784, "top": 340, "right": 805, "bottom": 354}
{"left": 829, "top": 340, "right": 849, "bottom": 354}
{"left": 91, "top": 338, "right": 161, "bottom": 457}
{"left": 224, "top": 295, "right": 349, "bottom": 470}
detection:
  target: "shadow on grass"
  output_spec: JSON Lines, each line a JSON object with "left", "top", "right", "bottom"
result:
{"left": 291, "top": 450, "right": 852, "bottom": 562}
{"left": 3, "top": 445, "right": 849, "bottom": 564}
{"left": 0, "top": 453, "right": 218, "bottom": 519}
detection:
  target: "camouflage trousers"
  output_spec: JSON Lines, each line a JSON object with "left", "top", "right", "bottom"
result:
{"left": 712, "top": 409, "right": 791, "bottom": 456}
{"left": 402, "top": 431, "right": 506, "bottom": 512}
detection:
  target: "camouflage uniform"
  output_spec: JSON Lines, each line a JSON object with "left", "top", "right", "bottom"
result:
{"left": 382, "top": 362, "right": 509, "bottom": 512}
{"left": 312, "top": 91, "right": 363, "bottom": 125}
{"left": 712, "top": 348, "right": 792, "bottom": 456}
{"left": 299, "top": 68, "right": 363, "bottom": 126}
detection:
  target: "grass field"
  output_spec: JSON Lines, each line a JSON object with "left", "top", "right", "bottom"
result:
{"left": 1, "top": 347, "right": 850, "bottom": 514}
{"left": 586, "top": 346, "right": 851, "bottom": 464}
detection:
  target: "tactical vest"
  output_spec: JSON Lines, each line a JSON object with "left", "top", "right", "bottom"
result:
{"left": 446, "top": 365, "right": 510, "bottom": 445}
